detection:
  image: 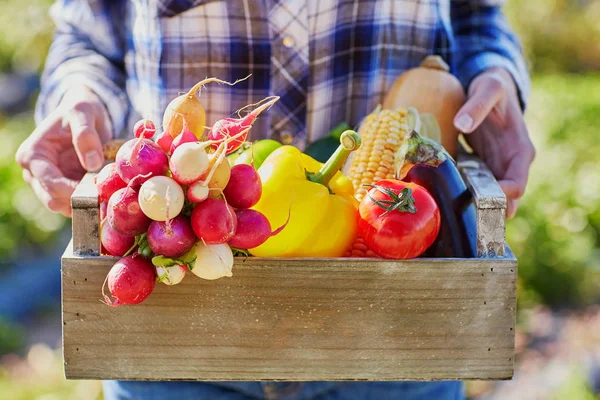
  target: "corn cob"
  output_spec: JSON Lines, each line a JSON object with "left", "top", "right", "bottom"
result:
{"left": 345, "top": 106, "right": 410, "bottom": 257}
{"left": 346, "top": 107, "right": 410, "bottom": 202}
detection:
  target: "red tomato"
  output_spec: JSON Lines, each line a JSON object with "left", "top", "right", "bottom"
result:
{"left": 358, "top": 179, "right": 440, "bottom": 259}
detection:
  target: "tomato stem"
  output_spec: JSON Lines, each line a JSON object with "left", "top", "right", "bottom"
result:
{"left": 364, "top": 184, "right": 417, "bottom": 215}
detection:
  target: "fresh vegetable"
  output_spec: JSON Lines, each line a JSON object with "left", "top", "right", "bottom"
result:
{"left": 358, "top": 180, "right": 441, "bottom": 259}
{"left": 345, "top": 106, "right": 410, "bottom": 202}
{"left": 169, "top": 142, "right": 211, "bottom": 185}
{"left": 186, "top": 181, "right": 210, "bottom": 203}
{"left": 249, "top": 131, "right": 361, "bottom": 257}
{"left": 304, "top": 122, "right": 351, "bottom": 162}
{"left": 156, "top": 265, "right": 187, "bottom": 285}
{"left": 232, "top": 139, "right": 282, "bottom": 169}
{"left": 95, "top": 163, "right": 126, "bottom": 202}
{"left": 170, "top": 121, "right": 198, "bottom": 153}
{"left": 395, "top": 130, "right": 477, "bottom": 258}
{"left": 204, "top": 152, "right": 231, "bottom": 191}
{"left": 100, "top": 219, "right": 135, "bottom": 257}
{"left": 115, "top": 138, "right": 168, "bottom": 186}
{"left": 208, "top": 96, "right": 279, "bottom": 154}
{"left": 147, "top": 215, "right": 196, "bottom": 258}
{"left": 103, "top": 254, "right": 156, "bottom": 306}
{"left": 100, "top": 201, "right": 108, "bottom": 221}
{"left": 136, "top": 233, "right": 154, "bottom": 259}
{"left": 133, "top": 119, "right": 156, "bottom": 139}
{"left": 156, "top": 129, "right": 174, "bottom": 154}
{"left": 223, "top": 164, "right": 261, "bottom": 209}
{"left": 138, "top": 176, "right": 185, "bottom": 221}
{"left": 228, "top": 209, "right": 287, "bottom": 249}
{"left": 190, "top": 242, "right": 234, "bottom": 280}
{"left": 107, "top": 185, "right": 152, "bottom": 236}
{"left": 382, "top": 55, "right": 465, "bottom": 157}
{"left": 163, "top": 77, "right": 249, "bottom": 139}
{"left": 190, "top": 198, "right": 237, "bottom": 244}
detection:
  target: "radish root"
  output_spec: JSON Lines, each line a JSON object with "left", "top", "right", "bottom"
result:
{"left": 187, "top": 75, "right": 252, "bottom": 98}
{"left": 101, "top": 272, "right": 119, "bottom": 307}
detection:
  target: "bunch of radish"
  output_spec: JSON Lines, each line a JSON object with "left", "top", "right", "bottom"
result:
{"left": 95, "top": 82, "right": 282, "bottom": 307}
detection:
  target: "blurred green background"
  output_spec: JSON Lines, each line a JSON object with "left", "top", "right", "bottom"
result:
{"left": 0, "top": 1, "right": 599, "bottom": 399}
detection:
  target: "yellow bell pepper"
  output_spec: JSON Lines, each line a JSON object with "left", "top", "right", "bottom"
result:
{"left": 249, "top": 131, "right": 361, "bottom": 257}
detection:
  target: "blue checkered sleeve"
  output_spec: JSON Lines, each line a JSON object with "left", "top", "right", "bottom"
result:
{"left": 451, "top": 0, "right": 530, "bottom": 109}
{"left": 35, "top": 0, "right": 130, "bottom": 138}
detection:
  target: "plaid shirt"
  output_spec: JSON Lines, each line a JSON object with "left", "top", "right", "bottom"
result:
{"left": 37, "top": 0, "right": 529, "bottom": 149}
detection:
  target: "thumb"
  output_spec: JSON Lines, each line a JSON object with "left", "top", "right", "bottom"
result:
{"left": 68, "top": 106, "right": 105, "bottom": 172}
{"left": 454, "top": 75, "right": 505, "bottom": 134}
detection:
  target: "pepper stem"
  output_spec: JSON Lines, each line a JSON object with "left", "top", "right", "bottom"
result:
{"left": 308, "top": 130, "right": 361, "bottom": 187}
{"left": 394, "top": 130, "right": 448, "bottom": 180}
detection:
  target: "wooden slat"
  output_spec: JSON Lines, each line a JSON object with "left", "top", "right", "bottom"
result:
{"left": 457, "top": 152, "right": 507, "bottom": 258}
{"left": 71, "top": 173, "right": 99, "bottom": 256}
{"left": 62, "top": 244, "right": 517, "bottom": 381}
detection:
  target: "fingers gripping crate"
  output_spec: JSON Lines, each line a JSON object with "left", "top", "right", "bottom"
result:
{"left": 62, "top": 152, "right": 517, "bottom": 381}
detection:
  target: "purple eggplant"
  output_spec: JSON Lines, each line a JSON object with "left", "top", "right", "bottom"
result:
{"left": 396, "top": 131, "right": 477, "bottom": 258}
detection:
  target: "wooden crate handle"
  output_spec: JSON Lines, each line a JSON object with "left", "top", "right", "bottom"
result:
{"left": 70, "top": 151, "right": 508, "bottom": 258}
{"left": 71, "top": 172, "right": 100, "bottom": 256}
{"left": 457, "top": 151, "right": 507, "bottom": 258}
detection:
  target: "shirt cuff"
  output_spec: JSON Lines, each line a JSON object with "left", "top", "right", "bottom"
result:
{"left": 455, "top": 52, "right": 531, "bottom": 111}
{"left": 36, "top": 67, "right": 129, "bottom": 139}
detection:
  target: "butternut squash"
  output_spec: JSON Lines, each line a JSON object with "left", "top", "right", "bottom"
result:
{"left": 383, "top": 55, "right": 465, "bottom": 157}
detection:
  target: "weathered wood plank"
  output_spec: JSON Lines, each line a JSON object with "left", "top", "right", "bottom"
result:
{"left": 457, "top": 152, "right": 507, "bottom": 258}
{"left": 71, "top": 173, "right": 99, "bottom": 256}
{"left": 62, "top": 245, "right": 517, "bottom": 381}
{"left": 457, "top": 152, "right": 506, "bottom": 210}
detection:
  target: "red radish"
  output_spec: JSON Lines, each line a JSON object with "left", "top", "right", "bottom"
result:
{"left": 229, "top": 209, "right": 287, "bottom": 249}
{"left": 170, "top": 121, "right": 198, "bottom": 153}
{"left": 187, "top": 181, "right": 210, "bottom": 203}
{"left": 103, "top": 254, "right": 156, "bottom": 306}
{"left": 101, "top": 219, "right": 136, "bottom": 257}
{"left": 190, "top": 198, "right": 237, "bottom": 244}
{"left": 133, "top": 119, "right": 156, "bottom": 139}
{"left": 223, "top": 164, "right": 262, "bottom": 209}
{"left": 95, "top": 163, "right": 127, "bottom": 202}
{"left": 156, "top": 265, "right": 187, "bottom": 285}
{"left": 100, "top": 201, "right": 108, "bottom": 221}
{"left": 147, "top": 215, "right": 196, "bottom": 258}
{"left": 156, "top": 129, "right": 174, "bottom": 154}
{"left": 107, "top": 186, "right": 151, "bottom": 236}
{"left": 208, "top": 96, "right": 279, "bottom": 154}
{"left": 115, "top": 138, "right": 168, "bottom": 186}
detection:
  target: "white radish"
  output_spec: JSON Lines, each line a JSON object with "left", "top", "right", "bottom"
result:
{"left": 138, "top": 176, "right": 185, "bottom": 221}
{"left": 191, "top": 242, "right": 234, "bottom": 280}
{"left": 156, "top": 265, "right": 187, "bottom": 285}
{"left": 187, "top": 181, "right": 210, "bottom": 203}
{"left": 169, "top": 142, "right": 211, "bottom": 185}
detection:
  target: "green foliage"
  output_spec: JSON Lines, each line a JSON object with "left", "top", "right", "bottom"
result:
{"left": 0, "top": 0, "right": 55, "bottom": 72}
{"left": 506, "top": 0, "right": 600, "bottom": 73}
{"left": 552, "top": 367, "right": 597, "bottom": 400}
{"left": 0, "top": 318, "right": 24, "bottom": 355}
{"left": 508, "top": 73, "right": 600, "bottom": 308}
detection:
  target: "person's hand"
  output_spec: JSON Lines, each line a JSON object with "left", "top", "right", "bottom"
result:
{"left": 453, "top": 67, "right": 535, "bottom": 219}
{"left": 15, "top": 86, "right": 112, "bottom": 217}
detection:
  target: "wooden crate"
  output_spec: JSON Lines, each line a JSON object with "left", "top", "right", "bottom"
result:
{"left": 62, "top": 153, "right": 517, "bottom": 381}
